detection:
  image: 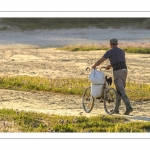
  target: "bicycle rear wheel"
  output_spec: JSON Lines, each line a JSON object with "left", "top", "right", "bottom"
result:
{"left": 104, "top": 88, "right": 118, "bottom": 115}
{"left": 82, "top": 86, "right": 94, "bottom": 113}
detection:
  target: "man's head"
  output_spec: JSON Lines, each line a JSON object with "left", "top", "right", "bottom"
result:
{"left": 109, "top": 38, "right": 118, "bottom": 48}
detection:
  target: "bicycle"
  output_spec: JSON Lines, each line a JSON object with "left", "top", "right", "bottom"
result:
{"left": 82, "top": 67, "right": 118, "bottom": 115}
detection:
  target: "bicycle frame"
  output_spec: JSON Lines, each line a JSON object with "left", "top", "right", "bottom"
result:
{"left": 82, "top": 66, "right": 118, "bottom": 115}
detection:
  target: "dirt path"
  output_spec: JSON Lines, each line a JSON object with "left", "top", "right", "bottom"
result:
{"left": 0, "top": 89, "right": 150, "bottom": 122}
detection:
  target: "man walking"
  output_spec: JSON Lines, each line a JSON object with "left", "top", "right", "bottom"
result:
{"left": 91, "top": 38, "right": 133, "bottom": 115}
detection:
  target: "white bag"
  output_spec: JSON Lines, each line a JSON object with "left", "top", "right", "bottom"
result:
{"left": 89, "top": 69, "right": 105, "bottom": 84}
{"left": 89, "top": 69, "right": 105, "bottom": 98}
{"left": 91, "top": 83, "right": 104, "bottom": 98}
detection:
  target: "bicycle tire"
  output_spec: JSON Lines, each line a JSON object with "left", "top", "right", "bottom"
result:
{"left": 103, "top": 87, "right": 118, "bottom": 115}
{"left": 82, "top": 86, "right": 94, "bottom": 113}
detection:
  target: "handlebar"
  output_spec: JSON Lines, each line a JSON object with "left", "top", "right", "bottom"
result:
{"left": 86, "top": 67, "right": 107, "bottom": 71}
{"left": 86, "top": 67, "right": 91, "bottom": 71}
{"left": 100, "top": 67, "right": 106, "bottom": 70}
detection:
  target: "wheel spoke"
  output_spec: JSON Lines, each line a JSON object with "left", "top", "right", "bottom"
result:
{"left": 104, "top": 88, "right": 117, "bottom": 115}
{"left": 82, "top": 86, "right": 94, "bottom": 113}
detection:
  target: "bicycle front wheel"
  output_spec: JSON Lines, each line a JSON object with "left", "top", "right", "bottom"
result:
{"left": 104, "top": 88, "right": 118, "bottom": 115}
{"left": 82, "top": 86, "right": 94, "bottom": 113}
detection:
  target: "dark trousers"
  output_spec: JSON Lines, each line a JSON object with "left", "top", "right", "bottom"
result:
{"left": 113, "top": 69, "right": 127, "bottom": 96}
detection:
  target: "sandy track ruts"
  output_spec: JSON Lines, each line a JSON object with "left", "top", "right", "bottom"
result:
{"left": 0, "top": 89, "right": 150, "bottom": 122}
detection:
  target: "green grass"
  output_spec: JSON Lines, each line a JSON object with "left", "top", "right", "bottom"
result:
{"left": 123, "top": 47, "right": 150, "bottom": 54}
{"left": 126, "top": 82, "right": 150, "bottom": 100}
{"left": 57, "top": 44, "right": 150, "bottom": 54}
{"left": 58, "top": 44, "right": 108, "bottom": 51}
{"left": 0, "top": 108, "right": 150, "bottom": 132}
{"left": 0, "top": 75, "right": 150, "bottom": 101}
{"left": 0, "top": 75, "right": 89, "bottom": 95}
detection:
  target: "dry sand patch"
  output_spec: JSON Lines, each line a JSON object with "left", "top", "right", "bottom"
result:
{"left": 0, "top": 45, "right": 150, "bottom": 83}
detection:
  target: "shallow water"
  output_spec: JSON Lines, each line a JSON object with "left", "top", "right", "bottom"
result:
{"left": 0, "top": 27, "right": 150, "bottom": 46}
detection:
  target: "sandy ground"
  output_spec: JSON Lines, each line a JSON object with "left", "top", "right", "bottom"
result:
{"left": 0, "top": 27, "right": 150, "bottom": 122}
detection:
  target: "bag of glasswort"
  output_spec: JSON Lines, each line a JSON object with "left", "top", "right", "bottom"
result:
{"left": 89, "top": 69, "right": 105, "bottom": 98}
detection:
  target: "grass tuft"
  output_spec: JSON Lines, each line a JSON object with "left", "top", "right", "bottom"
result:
{"left": 0, "top": 108, "right": 150, "bottom": 132}
{"left": 0, "top": 75, "right": 150, "bottom": 101}
{"left": 57, "top": 43, "right": 150, "bottom": 54}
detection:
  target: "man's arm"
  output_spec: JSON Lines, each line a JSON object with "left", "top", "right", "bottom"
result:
{"left": 91, "top": 57, "right": 106, "bottom": 69}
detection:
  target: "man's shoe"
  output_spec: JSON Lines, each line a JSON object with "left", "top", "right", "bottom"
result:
{"left": 124, "top": 107, "right": 133, "bottom": 115}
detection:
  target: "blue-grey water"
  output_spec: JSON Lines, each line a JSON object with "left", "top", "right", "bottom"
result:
{"left": 0, "top": 27, "right": 150, "bottom": 46}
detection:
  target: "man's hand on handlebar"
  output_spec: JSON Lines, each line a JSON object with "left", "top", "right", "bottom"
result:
{"left": 106, "top": 65, "right": 111, "bottom": 70}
